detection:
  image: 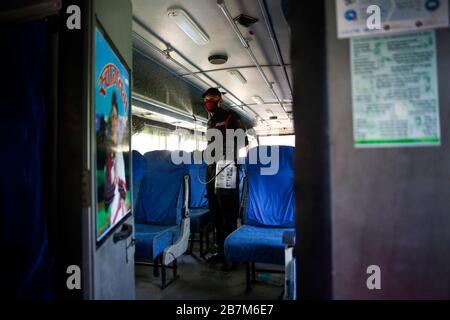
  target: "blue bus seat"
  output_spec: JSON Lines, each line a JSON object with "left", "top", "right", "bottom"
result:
{"left": 224, "top": 146, "right": 295, "bottom": 292}
{"left": 135, "top": 224, "right": 180, "bottom": 261}
{"left": 187, "top": 152, "right": 213, "bottom": 258}
{"left": 132, "top": 150, "right": 146, "bottom": 211}
{"left": 134, "top": 150, "right": 190, "bottom": 289}
{"left": 225, "top": 225, "right": 289, "bottom": 265}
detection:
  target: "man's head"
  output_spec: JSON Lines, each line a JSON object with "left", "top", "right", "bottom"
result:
{"left": 202, "top": 88, "right": 223, "bottom": 113}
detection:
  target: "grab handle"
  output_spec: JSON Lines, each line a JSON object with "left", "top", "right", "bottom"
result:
{"left": 113, "top": 223, "right": 133, "bottom": 244}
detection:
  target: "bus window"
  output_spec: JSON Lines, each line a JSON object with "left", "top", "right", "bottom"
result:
{"left": 259, "top": 135, "right": 295, "bottom": 147}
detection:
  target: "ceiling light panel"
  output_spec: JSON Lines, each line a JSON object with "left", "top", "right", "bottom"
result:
{"left": 167, "top": 8, "right": 210, "bottom": 45}
{"left": 252, "top": 96, "right": 265, "bottom": 105}
{"left": 227, "top": 70, "right": 247, "bottom": 85}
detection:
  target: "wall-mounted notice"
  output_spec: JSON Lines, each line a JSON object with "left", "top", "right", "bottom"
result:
{"left": 351, "top": 30, "right": 441, "bottom": 147}
{"left": 337, "top": 0, "right": 449, "bottom": 39}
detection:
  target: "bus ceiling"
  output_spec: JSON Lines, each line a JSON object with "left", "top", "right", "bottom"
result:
{"left": 130, "top": 0, "right": 294, "bottom": 136}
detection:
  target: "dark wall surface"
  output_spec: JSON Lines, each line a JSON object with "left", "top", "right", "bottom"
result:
{"left": 326, "top": 1, "right": 450, "bottom": 299}
{"left": 284, "top": 0, "right": 332, "bottom": 299}
{"left": 1, "top": 19, "right": 53, "bottom": 299}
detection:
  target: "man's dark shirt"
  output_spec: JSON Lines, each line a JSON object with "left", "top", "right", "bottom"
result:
{"left": 207, "top": 108, "right": 247, "bottom": 161}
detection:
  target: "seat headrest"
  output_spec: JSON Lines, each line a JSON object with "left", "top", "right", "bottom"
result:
{"left": 144, "top": 150, "right": 189, "bottom": 173}
{"left": 132, "top": 150, "right": 146, "bottom": 209}
{"left": 186, "top": 152, "right": 208, "bottom": 209}
{"left": 246, "top": 145, "right": 294, "bottom": 172}
{"left": 136, "top": 150, "right": 188, "bottom": 226}
{"left": 132, "top": 150, "right": 145, "bottom": 182}
{"left": 244, "top": 145, "right": 295, "bottom": 228}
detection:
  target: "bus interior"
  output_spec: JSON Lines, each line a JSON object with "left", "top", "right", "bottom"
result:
{"left": 2, "top": 0, "right": 450, "bottom": 301}
{"left": 130, "top": 0, "right": 295, "bottom": 300}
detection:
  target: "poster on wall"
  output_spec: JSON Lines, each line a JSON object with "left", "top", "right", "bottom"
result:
{"left": 350, "top": 30, "right": 441, "bottom": 148}
{"left": 337, "top": 0, "right": 449, "bottom": 39}
{"left": 95, "top": 24, "right": 131, "bottom": 242}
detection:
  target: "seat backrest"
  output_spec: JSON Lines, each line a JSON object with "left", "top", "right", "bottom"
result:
{"left": 188, "top": 152, "right": 208, "bottom": 209}
{"left": 243, "top": 145, "right": 295, "bottom": 228}
{"left": 135, "top": 150, "right": 188, "bottom": 226}
{"left": 132, "top": 150, "right": 146, "bottom": 210}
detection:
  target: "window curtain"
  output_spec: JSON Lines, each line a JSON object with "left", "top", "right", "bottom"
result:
{"left": 0, "top": 20, "right": 53, "bottom": 299}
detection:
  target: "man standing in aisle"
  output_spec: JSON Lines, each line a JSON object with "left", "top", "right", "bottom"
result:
{"left": 202, "top": 88, "right": 247, "bottom": 271}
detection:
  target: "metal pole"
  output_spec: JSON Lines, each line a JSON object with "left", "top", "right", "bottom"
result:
{"left": 257, "top": 0, "right": 293, "bottom": 98}
{"left": 216, "top": 0, "right": 289, "bottom": 115}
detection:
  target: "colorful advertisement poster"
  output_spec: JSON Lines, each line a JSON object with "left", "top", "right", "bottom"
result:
{"left": 95, "top": 26, "right": 131, "bottom": 241}
{"left": 350, "top": 30, "right": 441, "bottom": 147}
{"left": 337, "top": 0, "right": 449, "bottom": 39}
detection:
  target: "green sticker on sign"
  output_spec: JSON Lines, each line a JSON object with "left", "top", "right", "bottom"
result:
{"left": 350, "top": 31, "right": 441, "bottom": 148}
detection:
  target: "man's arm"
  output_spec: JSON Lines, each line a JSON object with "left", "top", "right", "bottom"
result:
{"left": 233, "top": 113, "right": 249, "bottom": 148}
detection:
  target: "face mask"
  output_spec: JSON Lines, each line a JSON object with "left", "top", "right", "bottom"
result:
{"left": 204, "top": 100, "right": 219, "bottom": 112}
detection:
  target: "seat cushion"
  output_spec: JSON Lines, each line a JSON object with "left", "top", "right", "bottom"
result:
{"left": 189, "top": 208, "right": 210, "bottom": 233}
{"left": 135, "top": 223, "right": 179, "bottom": 261}
{"left": 189, "top": 207, "right": 209, "bottom": 219}
{"left": 224, "top": 225, "right": 295, "bottom": 265}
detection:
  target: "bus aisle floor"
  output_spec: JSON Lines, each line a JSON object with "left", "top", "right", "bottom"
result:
{"left": 135, "top": 241, "right": 284, "bottom": 300}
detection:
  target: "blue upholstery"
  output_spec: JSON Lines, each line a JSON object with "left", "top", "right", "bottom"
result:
{"left": 132, "top": 150, "right": 145, "bottom": 209}
{"left": 189, "top": 208, "right": 210, "bottom": 233}
{"left": 135, "top": 224, "right": 179, "bottom": 261}
{"left": 244, "top": 146, "right": 295, "bottom": 228}
{"left": 189, "top": 207, "right": 209, "bottom": 218}
{"left": 225, "top": 225, "right": 294, "bottom": 265}
{"left": 188, "top": 156, "right": 208, "bottom": 209}
{"left": 135, "top": 150, "right": 188, "bottom": 261}
{"left": 135, "top": 151, "right": 188, "bottom": 226}
{"left": 225, "top": 146, "right": 295, "bottom": 266}
{"left": 187, "top": 153, "right": 210, "bottom": 234}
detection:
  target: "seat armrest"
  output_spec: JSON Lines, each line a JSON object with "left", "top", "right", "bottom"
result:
{"left": 283, "top": 230, "right": 296, "bottom": 300}
{"left": 183, "top": 175, "right": 190, "bottom": 218}
{"left": 163, "top": 217, "right": 190, "bottom": 265}
{"left": 161, "top": 175, "right": 191, "bottom": 265}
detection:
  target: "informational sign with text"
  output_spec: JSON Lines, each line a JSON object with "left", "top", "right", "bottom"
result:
{"left": 350, "top": 30, "right": 441, "bottom": 147}
{"left": 337, "top": 0, "right": 449, "bottom": 39}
